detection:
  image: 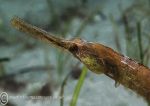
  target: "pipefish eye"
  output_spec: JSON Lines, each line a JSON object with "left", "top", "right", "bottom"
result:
{"left": 69, "top": 44, "right": 79, "bottom": 53}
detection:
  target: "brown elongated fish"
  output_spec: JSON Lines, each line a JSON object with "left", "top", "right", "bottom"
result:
{"left": 11, "top": 16, "right": 150, "bottom": 103}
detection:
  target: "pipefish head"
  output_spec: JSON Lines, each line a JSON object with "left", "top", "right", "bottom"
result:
{"left": 10, "top": 16, "right": 105, "bottom": 74}
{"left": 67, "top": 38, "right": 105, "bottom": 74}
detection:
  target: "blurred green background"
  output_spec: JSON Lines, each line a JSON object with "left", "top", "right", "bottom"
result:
{"left": 0, "top": 0, "right": 150, "bottom": 106}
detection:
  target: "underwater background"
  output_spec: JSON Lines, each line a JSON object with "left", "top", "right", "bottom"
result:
{"left": 0, "top": 0, "right": 150, "bottom": 106}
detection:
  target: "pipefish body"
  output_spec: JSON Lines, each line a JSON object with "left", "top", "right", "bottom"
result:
{"left": 11, "top": 16, "right": 150, "bottom": 103}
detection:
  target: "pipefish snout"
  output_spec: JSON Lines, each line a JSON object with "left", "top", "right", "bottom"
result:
{"left": 11, "top": 16, "right": 150, "bottom": 103}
